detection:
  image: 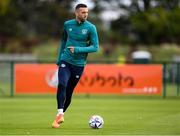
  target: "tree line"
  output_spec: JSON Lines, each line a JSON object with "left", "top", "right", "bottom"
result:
{"left": 0, "top": 0, "right": 179, "bottom": 53}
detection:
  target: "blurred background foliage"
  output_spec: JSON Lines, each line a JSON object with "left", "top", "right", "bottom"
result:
{"left": 0, "top": 0, "right": 180, "bottom": 62}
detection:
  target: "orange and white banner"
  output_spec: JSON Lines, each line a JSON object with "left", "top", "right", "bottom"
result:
{"left": 15, "top": 64, "right": 162, "bottom": 95}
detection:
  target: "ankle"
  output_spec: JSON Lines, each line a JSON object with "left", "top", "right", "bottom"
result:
{"left": 57, "top": 109, "right": 64, "bottom": 115}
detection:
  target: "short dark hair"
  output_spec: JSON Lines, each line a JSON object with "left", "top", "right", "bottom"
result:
{"left": 75, "top": 3, "right": 87, "bottom": 10}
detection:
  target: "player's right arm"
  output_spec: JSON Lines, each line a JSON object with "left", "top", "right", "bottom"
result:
{"left": 56, "top": 24, "right": 67, "bottom": 65}
{"left": 74, "top": 24, "right": 99, "bottom": 54}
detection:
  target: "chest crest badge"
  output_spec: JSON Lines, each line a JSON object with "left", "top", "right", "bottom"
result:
{"left": 82, "top": 29, "right": 88, "bottom": 34}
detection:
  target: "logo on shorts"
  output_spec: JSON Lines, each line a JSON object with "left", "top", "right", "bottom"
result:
{"left": 76, "top": 75, "right": 80, "bottom": 78}
{"left": 61, "top": 64, "right": 66, "bottom": 67}
{"left": 82, "top": 29, "right": 87, "bottom": 34}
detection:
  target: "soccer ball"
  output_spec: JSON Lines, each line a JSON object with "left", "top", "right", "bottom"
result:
{"left": 89, "top": 115, "right": 104, "bottom": 129}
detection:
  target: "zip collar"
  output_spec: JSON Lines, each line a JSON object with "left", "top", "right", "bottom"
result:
{"left": 75, "top": 19, "right": 86, "bottom": 25}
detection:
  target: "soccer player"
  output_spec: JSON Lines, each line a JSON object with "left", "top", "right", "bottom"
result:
{"left": 52, "top": 3, "right": 99, "bottom": 128}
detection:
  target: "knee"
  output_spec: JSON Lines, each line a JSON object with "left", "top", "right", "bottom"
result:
{"left": 58, "top": 82, "right": 66, "bottom": 89}
{"left": 58, "top": 80, "right": 68, "bottom": 88}
{"left": 57, "top": 83, "right": 66, "bottom": 95}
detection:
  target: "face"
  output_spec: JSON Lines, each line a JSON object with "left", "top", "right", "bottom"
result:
{"left": 75, "top": 7, "right": 88, "bottom": 22}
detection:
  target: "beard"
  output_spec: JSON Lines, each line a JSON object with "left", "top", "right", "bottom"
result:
{"left": 80, "top": 16, "right": 87, "bottom": 22}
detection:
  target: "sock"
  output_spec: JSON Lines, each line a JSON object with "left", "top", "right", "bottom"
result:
{"left": 57, "top": 109, "right": 64, "bottom": 116}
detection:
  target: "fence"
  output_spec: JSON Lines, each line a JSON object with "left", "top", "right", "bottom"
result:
{"left": 0, "top": 60, "right": 179, "bottom": 98}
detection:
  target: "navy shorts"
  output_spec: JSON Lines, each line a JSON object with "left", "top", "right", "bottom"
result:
{"left": 58, "top": 60, "right": 84, "bottom": 87}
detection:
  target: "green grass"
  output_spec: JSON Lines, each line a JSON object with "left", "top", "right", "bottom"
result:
{"left": 0, "top": 96, "right": 180, "bottom": 135}
{"left": 31, "top": 40, "right": 180, "bottom": 62}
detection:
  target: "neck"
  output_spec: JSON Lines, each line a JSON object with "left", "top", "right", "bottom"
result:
{"left": 76, "top": 17, "right": 86, "bottom": 24}
{"left": 76, "top": 18, "right": 81, "bottom": 23}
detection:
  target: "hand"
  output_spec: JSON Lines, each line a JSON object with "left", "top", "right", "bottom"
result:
{"left": 67, "top": 46, "right": 75, "bottom": 53}
{"left": 56, "top": 61, "right": 60, "bottom": 66}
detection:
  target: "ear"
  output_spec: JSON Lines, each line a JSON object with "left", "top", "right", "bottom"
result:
{"left": 75, "top": 9, "right": 79, "bottom": 16}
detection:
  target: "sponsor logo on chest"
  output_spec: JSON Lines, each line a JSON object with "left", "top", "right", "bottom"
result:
{"left": 69, "top": 28, "right": 72, "bottom": 31}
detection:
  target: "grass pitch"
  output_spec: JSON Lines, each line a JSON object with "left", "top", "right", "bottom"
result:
{"left": 0, "top": 95, "right": 180, "bottom": 135}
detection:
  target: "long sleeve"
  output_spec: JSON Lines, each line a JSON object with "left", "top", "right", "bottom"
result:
{"left": 74, "top": 25, "right": 99, "bottom": 53}
{"left": 57, "top": 25, "right": 67, "bottom": 65}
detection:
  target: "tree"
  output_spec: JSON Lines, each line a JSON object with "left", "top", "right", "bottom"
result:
{"left": 0, "top": 0, "right": 10, "bottom": 15}
{"left": 0, "top": 0, "right": 73, "bottom": 52}
{"left": 97, "top": 0, "right": 180, "bottom": 44}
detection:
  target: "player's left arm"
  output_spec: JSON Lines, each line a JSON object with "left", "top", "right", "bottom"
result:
{"left": 74, "top": 25, "right": 99, "bottom": 53}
